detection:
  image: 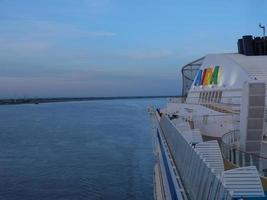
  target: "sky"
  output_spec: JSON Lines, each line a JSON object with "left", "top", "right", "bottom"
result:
{"left": 0, "top": 0, "right": 267, "bottom": 98}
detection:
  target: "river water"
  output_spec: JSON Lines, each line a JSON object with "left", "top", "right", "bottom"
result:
{"left": 0, "top": 98, "right": 165, "bottom": 200}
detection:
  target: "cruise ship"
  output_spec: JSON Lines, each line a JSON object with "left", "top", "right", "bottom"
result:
{"left": 149, "top": 35, "right": 267, "bottom": 199}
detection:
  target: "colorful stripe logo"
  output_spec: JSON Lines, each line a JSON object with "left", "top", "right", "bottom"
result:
{"left": 194, "top": 66, "right": 220, "bottom": 86}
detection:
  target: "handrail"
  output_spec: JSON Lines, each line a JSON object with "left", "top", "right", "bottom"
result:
{"left": 221, "top": 130, "right": 267, "bottom": 177}
{"left": 167, "top": 97, "right": 186, "bottom": 104}
{"left": 167, "top": 97, "right": 241, "bottom": 115}
{"left": 222, "top": 130, "right": 267, "bottom": 160}
{"left": 158, "top": 114, "right": 232, "bottom": 199}
{"left": 167, "top": 96, "right": 242, "bottom": 106}
{"left": 221, "top": 129, "right": 240, "bottom": 146}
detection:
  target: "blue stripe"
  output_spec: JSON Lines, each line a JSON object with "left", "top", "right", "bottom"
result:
{"left": 157, "top": 129, "right": 179, "bottom": 200}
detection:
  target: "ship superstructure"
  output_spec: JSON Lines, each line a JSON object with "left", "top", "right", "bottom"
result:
{"left": 150, "top": 35, "right": 267, "bottom": 199}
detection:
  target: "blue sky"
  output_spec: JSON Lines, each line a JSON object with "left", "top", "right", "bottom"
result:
{"left": 0, "top": 0, "right": 266, "bottom": 98}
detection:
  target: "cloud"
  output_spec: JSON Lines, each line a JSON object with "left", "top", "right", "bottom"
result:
{"left": 0, "top": 0, "right": 112, "bottom": 21}
{"left": 0, "top": 19, "right": 116, "bottom": 69}
{"left": 0, "top": 69, "right": 179, "bottom": 98}
{"left": 0, "top": 19, "right": 116, "bottom": 40}
{"left": 0, "top": 40, "right": 50, "bottom": 52}
{"left": 121, "top": 49, "right": 177, "bottom": 60}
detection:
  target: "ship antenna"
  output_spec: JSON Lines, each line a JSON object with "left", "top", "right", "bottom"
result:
{"left": 259, "top": 23, "right": 266, "bottom": 54}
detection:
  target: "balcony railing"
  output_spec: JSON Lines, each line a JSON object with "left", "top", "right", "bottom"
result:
{"left": 221, "top": 129, "right": 240, "bottom": 147}
{"left": 167, "top": 97, "right": 186, "bottom": 104}
{"left": 221, "top": 130, "right": 267, "bottom": 177}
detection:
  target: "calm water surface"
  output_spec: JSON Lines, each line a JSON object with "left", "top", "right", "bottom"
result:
{"left": 0, "top": 98, "right": 165, "bottom": 200}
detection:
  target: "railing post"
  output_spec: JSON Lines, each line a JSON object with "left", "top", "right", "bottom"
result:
{"left": 250, "top": 155, "right": 253, "bottom": 166}
{"left": 230, "top": 148, "right": 233, "bottom": 162}
{"left": 227, "top": 147, "right": 230, "bottom": 161}
{"left": 222, "top": 143, "right": 225, "bottom": 158}
{"left": 242, "top": 152, "right": 245, "bottom": 167}
{"left": 236, "top": 150, "right": 239, "bottom": 167}
{"left": 259, "top": 158, "right": 264, "bottom": 177}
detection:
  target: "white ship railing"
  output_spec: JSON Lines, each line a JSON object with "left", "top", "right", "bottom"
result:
{"left": 221, "top": 129, "right": 240, "bottom": 147}
{"left": 221, "top": 130, "right": 267, "bottom": 177}
{"left": 168, "top": 95, "right": 267, "bottom": 119}
{"left": 159, "top": 115, "right": 232, "bottom": 200}
{"left": 167, "top": 97, "right": 186, "bottom": 104}
{"left": 167, "top": 96, "right": 267, "bottom": 176}
{"left": 158, "top": 115, "right": 264, "bottom": 199}
{"left": 167, "top": 96, "right": 241, "bottom": 114}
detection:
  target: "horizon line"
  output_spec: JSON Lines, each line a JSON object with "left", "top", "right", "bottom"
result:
{"left": 0, "top": 95, "right": 183, "bottom": 105}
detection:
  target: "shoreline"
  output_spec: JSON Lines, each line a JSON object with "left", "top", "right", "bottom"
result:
{"left": 0, "top": 95, "right": 181, "bottom": 105}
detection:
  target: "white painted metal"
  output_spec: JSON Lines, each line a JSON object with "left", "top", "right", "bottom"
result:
{"left": 158, "top": 114, "right": 265, "bottom": 199}
{"left": 240, "top": 81, "right": 265, "bottom": 155}
{"left": 190, "top": 53, "right": 267, "bottom": 92}
{"left": 195, "top": 141, "right": 224, "bottom": 176}
{"left": 221, "top": 129, "right": 267, "bottom": 177}
{"left": 150, "top": 111, "right": 188, "bottom": 200}
{"left": 170, "top": 117, "right": 203, "bottom": 144}
{"left": 165, "top": 102, "right": 236, "bottom": 138}
{"left": 225, "top": 54, "right": 267, "bottom": 83}
{"left": 152, "top": 53, "right": 267, "bottom": 199}
{"left": 221, "top": 166, "right": 265, "bottom": 197}
{"left": 191, "top": 129, "right": 203, "bottom": 144}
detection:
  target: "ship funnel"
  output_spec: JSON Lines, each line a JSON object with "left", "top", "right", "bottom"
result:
{"left": 238, "top": 35, "right": 267, "bottom": 56}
